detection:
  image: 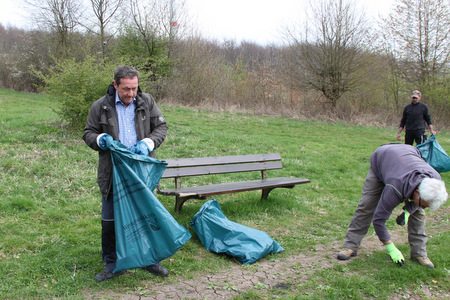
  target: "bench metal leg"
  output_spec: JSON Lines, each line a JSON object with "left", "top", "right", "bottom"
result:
{"left": 261, "top": 185, "right": 296, "bottom": 200}
{"left": 175, "top": 196, "right": 189, "bottom": 213}
{"left": 261, "top": 188, "right": 274, "bottom": 200}
{"left": 175, "top": 195, "right": 207, "bottom": 213}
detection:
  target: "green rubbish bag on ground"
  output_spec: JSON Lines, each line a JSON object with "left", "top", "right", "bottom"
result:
{"left": 189, "top": 199, "right": 284, "bottom": 265}
{"left": 416, "top": 135, "right": 450, "bottom": 173}
{"left": 110, "top": 141, "right": 191, "bottom": 273}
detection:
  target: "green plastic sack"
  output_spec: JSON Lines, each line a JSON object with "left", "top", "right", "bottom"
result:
{"left": 189, "top": 199, "right": 284, "bottom": 265}
{"left": 416, "top": 135, "right": 450, "bottom": 173}
{"left": 110, "top": 141, "right": 191, "bottom": 273}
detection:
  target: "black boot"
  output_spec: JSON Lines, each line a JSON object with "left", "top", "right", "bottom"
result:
{"left": 95, "top": 220, "right": 122, "bottom": 282}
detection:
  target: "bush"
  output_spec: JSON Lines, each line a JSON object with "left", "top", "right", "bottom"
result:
{"left": 36, "top": 56, "right": 117, "bottom": 130}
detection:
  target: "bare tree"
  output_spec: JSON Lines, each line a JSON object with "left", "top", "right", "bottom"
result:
{"left": 25, "top": 0, "right": 83, "bottom": 57}
{"left": 87, "top": 0, "right": 124, "bottom": 58}
{"left": 282, "top": 0, "right": 369, "bottom": 108}
{"left": 380, "top": 0, "right": 450, "bottom": 89}
{"left": 125, "top": 0, "right": 187, "bottom": 58}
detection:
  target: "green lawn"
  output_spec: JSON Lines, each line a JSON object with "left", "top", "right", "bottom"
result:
{"left": 0, "top": 89, "right": 449, "bottom": 299}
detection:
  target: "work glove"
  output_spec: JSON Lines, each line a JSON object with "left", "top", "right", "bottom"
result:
{"left": 385, "top": 243, "right": 405, "bottom": 266}
{"left": 97, "top": 133, "right": 114, "bottom": 150}
{"left": 130, "top": 138, "right": 154, "bottom": 156}
{"left": 396, "top": 210, "right": 410, "bottom": 226}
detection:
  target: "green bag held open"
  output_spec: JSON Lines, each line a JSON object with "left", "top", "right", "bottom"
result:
{"left": 110, "top": 141, "right": 191, "bottom": 273}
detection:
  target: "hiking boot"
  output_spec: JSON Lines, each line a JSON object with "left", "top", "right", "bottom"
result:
{"left": 94, "top": 270, "right": 125, "bottom": 282}
{"left": 142, "top": 263, "right": 169, "bottom": 276}
{"left": 337, "top": 249, "right": 357, "bottom": 260}
{"left": 412, "top": 257, "right": 435, "bottom": 268}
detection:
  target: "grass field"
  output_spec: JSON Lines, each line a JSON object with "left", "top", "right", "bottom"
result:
{"left": 0, "top": 88, "right": 449, "bottom": 299}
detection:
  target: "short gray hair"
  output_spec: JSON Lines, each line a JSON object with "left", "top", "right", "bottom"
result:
{"left": 418, "top": 178, "right": 448, "bottom": 211}
{"left": 114, "top": 65, "right": 139, "bottom": 85}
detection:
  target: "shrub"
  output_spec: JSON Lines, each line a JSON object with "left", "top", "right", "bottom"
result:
{"left": 36, "top": 56, "right": 117, "bottom": 130}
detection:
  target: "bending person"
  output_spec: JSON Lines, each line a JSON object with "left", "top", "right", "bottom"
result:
{"left": 337, "top": 144, "right": 447, "bottom": 268}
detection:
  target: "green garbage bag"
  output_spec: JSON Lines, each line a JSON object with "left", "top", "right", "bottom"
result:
{"left": 189, "top": 199, "right": 284, "bottom": 265}
{"left": 110, "top": 141, "right": 191, "bottom": 273}
{"left": 416, "top": 135, "right": 450, "bottom": 173}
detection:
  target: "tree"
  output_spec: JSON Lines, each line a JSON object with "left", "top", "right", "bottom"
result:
{"left": 36, "top": 56, "right": 116, "bottom": 130}
{"left": 25, "top": 0, "right": 83, "bottom": 57}
{"left": 380, "top": 0, "right": 450, "bottom": 91}
{"left": 282, "top": 0, "right": 369, "bottom": 108}
{"left": 87, "top": 0, "right": 124, "bottom": 58}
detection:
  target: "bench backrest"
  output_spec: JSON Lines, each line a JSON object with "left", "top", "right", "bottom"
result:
{"left": 160, "top": 153, "right": 282, "bottom": 179}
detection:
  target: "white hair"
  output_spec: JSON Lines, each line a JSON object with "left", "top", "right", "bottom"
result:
{"left": 418, "top": 178, "right": 448, "bottom": 211}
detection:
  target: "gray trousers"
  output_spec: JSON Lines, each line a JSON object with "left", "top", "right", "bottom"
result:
{"left": 344, "top": 168, "right": 428, "bottom": 257}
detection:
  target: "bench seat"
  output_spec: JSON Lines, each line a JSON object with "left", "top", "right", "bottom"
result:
{"left": 158, "top": 177, "right": 310, "bottom": 199}
{"left": 157, "top": 153, "right": 310, "bottom": 212}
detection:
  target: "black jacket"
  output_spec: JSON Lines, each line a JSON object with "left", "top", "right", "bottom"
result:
{"left": 83, "top": 83, "right": 168, "bottom": 197}
{"left": 399, "top": 101, "right": 433, "bottom": 132}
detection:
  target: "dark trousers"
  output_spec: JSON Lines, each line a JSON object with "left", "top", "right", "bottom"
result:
{"left": 405, "top": 130, "right": 427, "bottom": 146}
{"left": 102, "top": 192, "right": 116, "bottom": 272}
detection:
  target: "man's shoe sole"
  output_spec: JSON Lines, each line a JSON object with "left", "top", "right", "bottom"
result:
{"left": 337, "top": 251, "right": 357, "bottom": 261}
{"left": 142, "top": 265, "right": 169, "bottom": 277}
{"left": 412, "top": 257, "right": 435, "bottom": 268}
{"left": 94, "top": 270, "right": 125, "bottom": 282}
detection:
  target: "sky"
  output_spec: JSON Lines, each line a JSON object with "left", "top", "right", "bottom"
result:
{"left": 0, "top": 0, "right": 395, "bottom": 45}
{"left": 186, "top": 0, "right": 395, "bottom": 44}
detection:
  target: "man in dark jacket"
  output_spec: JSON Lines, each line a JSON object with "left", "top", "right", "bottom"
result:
{"left": 83, "top": 65, "right": 168, "bottom": 282}
{"left": 337, "top": 144, "right": 447, "bottom": 268}
{"left": 397, "top": 90, "right": 436, "bottom": 145}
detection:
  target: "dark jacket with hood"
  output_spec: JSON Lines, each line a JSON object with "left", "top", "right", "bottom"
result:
{"left": 83, "top": 83, "right": 168, "bottom": 198}
{"left": 369, "top": 143, "right": 440, "bottom": 242}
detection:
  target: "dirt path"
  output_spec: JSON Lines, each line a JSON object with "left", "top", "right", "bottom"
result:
{"left": 89, "top": 208, "right": 449, "bottom": 299}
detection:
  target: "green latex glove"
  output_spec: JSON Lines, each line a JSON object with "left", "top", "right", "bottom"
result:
{"left": 404, "top": 210, "right": 410, "bottom": 224}
{"left": 385, "top": 243, "right": 405, "bottom": 266}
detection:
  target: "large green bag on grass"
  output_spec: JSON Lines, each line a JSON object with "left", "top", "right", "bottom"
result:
{"left": 110, "top": 141, "right": 191, "bottom": 273}
{"left": 416, "top": 135, "right": 450, "bottom": 173}
{"left": 189, "top": 199, "right": 284, "bottom": 265}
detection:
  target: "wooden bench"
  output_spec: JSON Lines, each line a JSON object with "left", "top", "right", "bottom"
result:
{"left": 157, "top": 153, "right": 310, "bottom": 212}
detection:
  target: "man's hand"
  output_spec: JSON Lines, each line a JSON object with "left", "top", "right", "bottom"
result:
{"left": 97, "top": 134, "right": 113, "bottom": 150}
{"left": 385, "top": 243, "right": 405, "bottom": 266}
{"left": 396, "top": 133, "right": 402, "bottom": 141}
{"left": 130, "top": 139, "right": 153, "bottom": 156}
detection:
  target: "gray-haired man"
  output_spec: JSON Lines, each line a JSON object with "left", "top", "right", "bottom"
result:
{"left": 337, "top": 143, "right": 447, "bottom": 268}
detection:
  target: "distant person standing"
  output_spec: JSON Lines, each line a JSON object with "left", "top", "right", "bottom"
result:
{"left": 397, "top": 90, "right": 436, "bottom": 145}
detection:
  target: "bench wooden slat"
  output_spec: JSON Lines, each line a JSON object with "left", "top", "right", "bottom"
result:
{"left": 156, "top": 153, "right": 310, "bottom": 212}
{"left": 158, "top": 177, "right": 311, "bottom": 197}
{"left": 162, "top": 153, "right": 281, "bottom": 168}
{"left": 161, "top": 161, "right": 282, "bottom": 178}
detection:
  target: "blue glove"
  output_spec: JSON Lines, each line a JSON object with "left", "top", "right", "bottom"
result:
{"left": 98, "top": 134, "right": 114, "bottom": 150}
{"left": 130, "top": 140, "right": 151, "bottom": 156}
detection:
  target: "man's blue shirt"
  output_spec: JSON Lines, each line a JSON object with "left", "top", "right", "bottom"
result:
{"left": 115, "top": 92, "right": 138, "bottom": 148}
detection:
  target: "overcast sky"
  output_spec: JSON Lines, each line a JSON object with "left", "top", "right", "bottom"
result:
{"left": 0, "top": 0, "right": 395, "bottom": 45}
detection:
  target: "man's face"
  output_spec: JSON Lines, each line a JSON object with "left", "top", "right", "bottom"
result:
{"left": 412, "top": 96, "right": 421, "bottom": 103}
{"left": 413, "top": 189, "right": 429, "bottom": 209}
{"left": 114, "top": 76, "right": 138, "bottom": 106}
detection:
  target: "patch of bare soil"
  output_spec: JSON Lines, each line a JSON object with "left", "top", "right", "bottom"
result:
{"left": 88, "top": 207, "right": 449, "bottom": 299}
